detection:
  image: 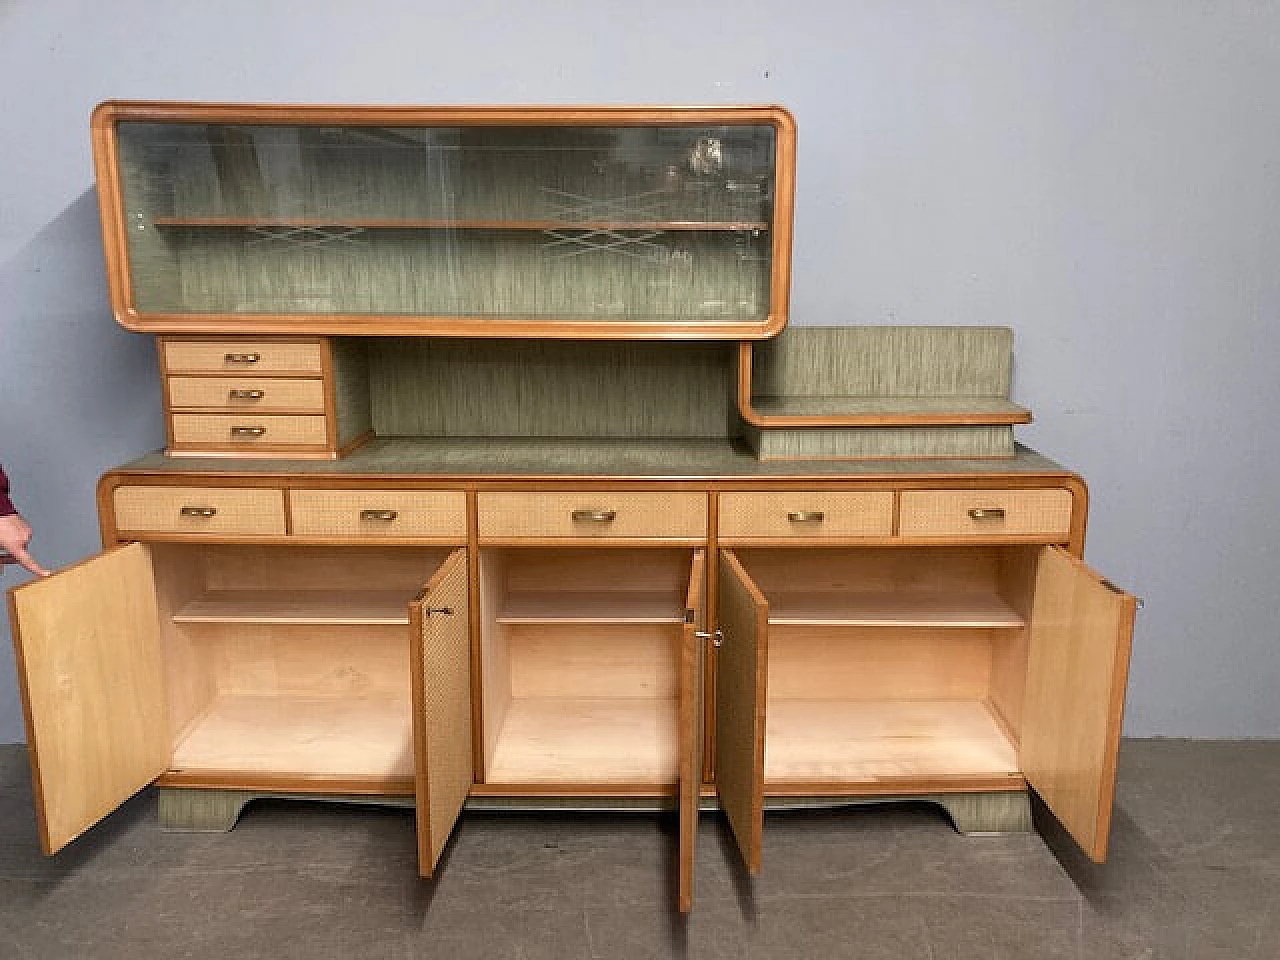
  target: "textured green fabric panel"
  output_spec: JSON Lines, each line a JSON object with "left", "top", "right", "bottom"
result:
{"left": 330, "top": 340, "right": 371, "bottom": 446}
{"left": 751, "top": 326, "right": 1014, "bottom": 399}
{"left": 742, "top": 425, "right": 1015, "bottom": 460}
{"left": 368, "top": 339, "right": 737, "bottom": 439}
{"left": 115, "top": 438, "right": 1062, "bottom": 477}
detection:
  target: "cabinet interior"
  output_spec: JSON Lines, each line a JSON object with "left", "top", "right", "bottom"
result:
{"left": 734, "top": 546, "right": 1038, "bottom": 785}
{"left": 150, "top": 544, "right": 452, "bottom": 782}
{"left": 478, "top": 548, "right": 694, "bottom": 785}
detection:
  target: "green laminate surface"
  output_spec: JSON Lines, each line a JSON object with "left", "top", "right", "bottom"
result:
{"left": 750, "top": 396, "right": 1029, "bottom": 417}
{"left": 743, "top": 424, "right": 1016, "bottom": 460}
{"left": 112, "top": 438, "right": 1068, "bottom": 479}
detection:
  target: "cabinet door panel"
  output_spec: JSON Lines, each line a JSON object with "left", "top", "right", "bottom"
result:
{"left": 678, "top": 550, "right": 706, "bottom": 913}
{"left": 714, "top": 549, "right": 768, "bottom": 873}
{"left": 1022, "top": 546, "right": 1137, "bottom": 862}
{"left": 410, "top": 548, "right": 473, "bottom": 876}
{"left": 7, "top": 544, "right": 167, "bottom": 853}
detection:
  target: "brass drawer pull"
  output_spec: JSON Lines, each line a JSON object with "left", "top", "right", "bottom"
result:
{"left": 228, "top": 389, "right": 265, "bottom": 401}
{"left": 786, "top": 511, "right": 825, "bottom": 522}
{"left": 224, "top": 353, "right": 260, "bottom": 364}
{"left": 180, "top": 506, "right": 218, "bottom": 518}
{"left": 359, "top": 509, "right": 399, "bottom": 522}
{"left": 968, "top": 507, "right": 1007, "bottom": 521}
{"left": 230, "top": 425, "right": 267, "bottom": 438}
{"left": 571, "top": 509, "right": 617, "bottom": 523}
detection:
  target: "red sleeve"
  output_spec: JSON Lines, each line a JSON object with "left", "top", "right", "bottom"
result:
{"left": 0, "top": 464, "right": 16, "bottom": 516}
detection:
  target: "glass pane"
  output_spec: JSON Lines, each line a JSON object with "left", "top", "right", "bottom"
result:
{"left": 116, "top": 122, "right": 777, "bottom": 323}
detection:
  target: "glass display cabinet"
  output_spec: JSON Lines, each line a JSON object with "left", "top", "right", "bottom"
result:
{"left": 93, "top": 103, "right": 796, "bottom": 338}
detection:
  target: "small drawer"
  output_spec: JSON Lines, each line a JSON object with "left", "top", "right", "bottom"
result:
{"left": 113, "top": 486, "right": 286, "bottom": 536}
{"left": 168, "top": 376, "right": 327, "bottom": 413}
{"left": 162, "top": 339, "right": 325, "bottom": 375}
{"left": 171, "top": 414, "right": 329, "bottom": 448}
{"left": 718, "top": 491, "right": 895, "bottom": 539}
{"left": 290, "top": 489, "right": 467, "bottom": 539}
{"left": 478, "top": 492, "right": 706, "bottom": 540}
{"left": 898, "top": 489, "right": 1074, "bottom": 539}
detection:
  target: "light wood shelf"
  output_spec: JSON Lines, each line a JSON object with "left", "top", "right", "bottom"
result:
{"left": 172, "top": 589, "right": 415, "bottom": 625}
{"left": 169, "top": 693, "right": 413, "bottom": 778}
{"left": 763, "top": 699, "right": 1018, "bottom": 782}
{"left": 485, "top": 698, "right": 679, "bottom": 784}
{"left": 496, "top": 591, "right": 686, "bottom": 625}
{"left": 765, "top": 590, "right": 1024, "bottom": 628}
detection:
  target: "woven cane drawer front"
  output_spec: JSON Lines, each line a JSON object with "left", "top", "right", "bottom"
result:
{"left": 290, "top": 489, "right": 467, "bottom": 539}
{"left": 171, "top": 414, "right": 329, "bottom": 448}
{"left": 113, "top": 486, "right": 287, "bottom": 536}
{"left": 898, "top": 489, "right": 1073, "bottom": 539}
{"left": 162, "top": 340, "right": 325, "bottom": 375}
{"left": 718, "top": 491, "right": 895, "bottom": 539}
{"left": 478, "top": 492, "right": 707, "bottom": 540}
{"left": 167, "top": 376, "right": 327, "bottom": 413}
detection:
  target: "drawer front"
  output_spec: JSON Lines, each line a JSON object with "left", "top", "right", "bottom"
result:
{"left": 718, "top": 491, "right": 895, "bottom": 539}
{"left": 898, "top": 489, "right": 1074, "bottom": 539}
{"left": 168, "top": 376, "right": 327, "bottom": 413}
{"left": 478, "top": 492, "right": 707, "bottom": 540}
{"left": 162, "top": 340, "right": 325, "bottom": 375}
{"left": 113, "top": 486, "right": 286, "bottom": 536}
{"left": 290, "top": 489, "right": 467, "bottom": 539}
{"left": 170, "top": 414, "right": 329, "bottom": 448}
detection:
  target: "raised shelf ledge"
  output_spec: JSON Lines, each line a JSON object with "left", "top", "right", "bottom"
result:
{"left": 172, "top": 589, "right": 415, "bottom": 625}
{"left": 766, "top": 589, "right": 1025, "bottom": 628}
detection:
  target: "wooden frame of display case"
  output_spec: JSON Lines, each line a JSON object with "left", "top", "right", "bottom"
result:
{"left": 91, "top": 102, "right": 796, "bottom": 339}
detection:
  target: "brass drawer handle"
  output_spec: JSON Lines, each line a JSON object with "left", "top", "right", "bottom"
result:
{"left": 180, "top": 506, "right": 218, "bottom": 518}
{"left": 571, "top": 509, "right": 617, "bottom": 523}
{"left": 360, "top": 509, "right": 399, "bottom": 522}
{"left": 968, "top": 507, "right": 1007, "bottom": 521}
{"left": 230, "top": 425, "right": 267, "bottom": 438}
{"left": 224, "top": 353, "right": 260, "bottom": 364}
{"left": 787, "top": 511, "right": 825, "bottom": 523}
{"left": 228, "top": 389, "right": 265, "bottom": 401}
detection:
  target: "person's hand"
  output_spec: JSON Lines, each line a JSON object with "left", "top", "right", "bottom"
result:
{"left": 0, "top": 513, "right": 50, "bottom": 577}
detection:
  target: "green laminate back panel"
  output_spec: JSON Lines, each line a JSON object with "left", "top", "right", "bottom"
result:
{"left": 368, "top": 339, "right": 737, "bottom": 439}
{"left": 742, "top": 424, "right": 1016, "bottom": 460}
{"left": 330, "top": 340, "right": 371, "bottom": 447}
{"left": 751, "top": 326, "right": 1014, "bottom": 400}
{"left": 114, "top": 438, "right": 1064, "bottom": 478}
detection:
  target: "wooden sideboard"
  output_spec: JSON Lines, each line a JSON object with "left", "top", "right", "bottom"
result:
{"left": 5, "top": 103, "right": 1137, "bottom": 915}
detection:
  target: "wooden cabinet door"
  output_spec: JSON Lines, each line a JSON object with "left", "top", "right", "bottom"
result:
{"left": 6, "top": 544, "right": 168, "bottom": 854}
{"left": 678, "top": 550, "right": 706, "bottom": 913}
{"left": 1022, "top": 546, "right": 1137, "bottom": 863}
{"left": 714, "top": 549, "right": 769, "bottom": 873}
{"left": 409, "top": 548, "right": 473, "bottom": 877}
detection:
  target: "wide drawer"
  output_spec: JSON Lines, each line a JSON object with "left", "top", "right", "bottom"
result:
{"left": 113, "top": 486, "right": 287, "bottom": 536}
{"left": 478, "top": 492, "right": 707, "bottom": 540}
{"left": 171, "top": 414, "right": 328, "bottom": 448}
{"left": 167, "top": 376, "right": 327, "bottom": 413}
{"left": 162, "top": 340, "right": 325, "bottom": 375}
{"left": 290, "top": 489, "right": 467, "bottom": 539}
{"left": 898, "top": 489, "right": 1074, "bottom": 539}
{"left": 718, "top": 491, "right": 895, "bottom": 539}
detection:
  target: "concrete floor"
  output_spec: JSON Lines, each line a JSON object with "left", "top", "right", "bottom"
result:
{"left": 0, "top": 740, "right": 1276, "bottom": 959}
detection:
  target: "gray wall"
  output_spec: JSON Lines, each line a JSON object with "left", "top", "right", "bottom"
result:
{"left": 2, "top": 1, "right": 1278, "bottom": 740}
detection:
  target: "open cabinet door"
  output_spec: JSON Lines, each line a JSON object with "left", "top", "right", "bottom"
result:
{"left": 7, "top": 543, "right": 168, "bottom": 854}
{"left": 409, "top": 548, "right": 473, "bottom": 878}
{"left": 678, "top": 549, "right": 706, "bottom": 913}
{"left": 1022, "top": 546, "right": 1137, "bottom": 863}
{"left": 714, "top": 549, "right": 768, "bottom": 874}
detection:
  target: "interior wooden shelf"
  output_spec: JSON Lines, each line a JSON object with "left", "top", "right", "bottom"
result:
{"left": 169, "top": 693, "right": 413, "bottom": 779}
{"left": 151, "top": 216, "right": 769, "bottom": 232}
{"left": 486, "top": 698, "right": 679, "bottom": 784}
{"left": 496, "top": 591, "right": 686, "bottom": 625}
{"left": 765, "top": 590, "right": 1024, "bottom": 628}
{"left": 763, "top": 699, "right": 1018, "bottom": 782}
{"left": 172, "top": 590, "right": 415, "bottom": 625}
